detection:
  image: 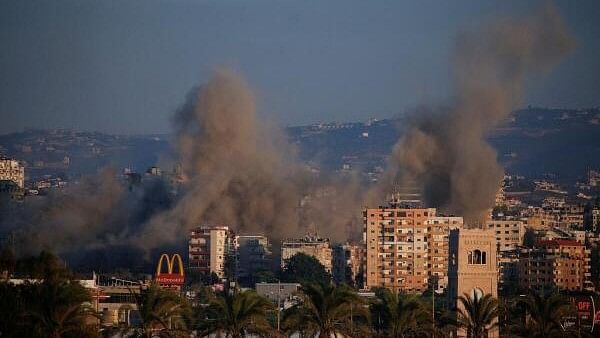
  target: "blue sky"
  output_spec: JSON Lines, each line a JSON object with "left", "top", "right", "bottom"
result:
{"left": 1, "top": 0, "right": 599, "bottom": 134}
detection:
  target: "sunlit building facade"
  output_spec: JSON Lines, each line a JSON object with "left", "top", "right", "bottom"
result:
{"left": 363, "top": 206, "right": 463, "bottom": 293}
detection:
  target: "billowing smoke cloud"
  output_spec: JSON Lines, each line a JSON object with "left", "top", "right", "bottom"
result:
{"left": 0, "top": 5, "right": 576, "bottom": 264}
{"left": 0, "top": 168, "right": 173, "bottom": 259}
{"left": 134, "top": 69, "right": 362, "bottom": 250}
{"left": 376, "top": 5, "right": 575, "bottom": 223}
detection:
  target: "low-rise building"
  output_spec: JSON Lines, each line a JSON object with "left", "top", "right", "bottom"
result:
{"left": 281, "top": 235, "right": 332, "bottom": 272}
{"left": 255, "top": 282, "right": 301, "bottom": 306}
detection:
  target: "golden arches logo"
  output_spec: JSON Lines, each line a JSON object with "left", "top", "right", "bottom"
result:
{"left": 156, "top": 253, "right": 184, "bottom": 277}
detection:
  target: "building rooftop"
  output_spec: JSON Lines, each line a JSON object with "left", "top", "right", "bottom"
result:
{"left": 535, "top": 239, "right": 583, "bottom": 247}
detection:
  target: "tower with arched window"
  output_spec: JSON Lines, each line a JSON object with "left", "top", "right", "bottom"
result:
{"left": 447, "top": 228, "right": 499, "bottom": 338}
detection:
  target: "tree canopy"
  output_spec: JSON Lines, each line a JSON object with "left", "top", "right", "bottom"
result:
{"left": 280, "top": 253, "right": 331, "bottom": 285}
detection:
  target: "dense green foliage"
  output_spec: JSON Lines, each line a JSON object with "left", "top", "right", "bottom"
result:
{"left": 510, "top": 292, "right": 575, "bottom": 338}
{"left": 282, "top": 282, "right": 369, "bottom": 337}
{"left": 128, "top": 284, "right": 191, "bottom": 337}
{"left": 371, "top": 288, "right": 432, "bottom": 338}
{"left": 195, "top": 288, "right": 274, "bottom": 338}
{"left": 279, "top": 253, "right": 331, "bottom": 285}
{"left": 456, "top": 292, "right": 499, "bottom": 338}
{"left": 0, "top": 252, "right": 97, "bottom": 338}
{"left": 0, "top": 249, "right": 595, "bottom": 337}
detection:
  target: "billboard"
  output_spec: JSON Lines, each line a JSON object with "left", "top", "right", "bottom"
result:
{"left": 155, "top": 253, "right": 185, "bottom": 288}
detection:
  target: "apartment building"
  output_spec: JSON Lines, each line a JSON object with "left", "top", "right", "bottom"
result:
{"left": 363, "top": 206, "right": 463, "bottom": 293}
{"left": 236, "top": 235, "right": 272, "bottom": 285}
{"left": 486, "top": 220, "right": 525, "bottom": 251}
{"left": 0, "top": 157, "right": 24, "bottom": 188}
{"left": 188, "top": 225, "right": 235, "bottom": 278}
{"left": 332, "top": 242, "right": 364, "bottom": 286}
{"left": 497, "top": 249, "right": 520, "bottom": 293}
{"left": 518, "top": 239, "right": 592, "bottom": 291}
{"left": 281, "top": 235, "right": 333, "bottom": 272}
{"left": 525, "top": 205, "right": 585, "bottom": 231}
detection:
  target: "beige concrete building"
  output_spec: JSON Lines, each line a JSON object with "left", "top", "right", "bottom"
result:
{"left": 447, "top": 228, "right": 499, "bottom": 338}
{"left": 486, "top": 220, "right": 525, "bottom": 251}
{"left": 518, "top": 239, "right": 592, "bottom": 292}
{"left": 525, "top": 205, "right": 585, "bottom": 231}
{"left": 281, "top": 235, "right": 333, "bottom": 272}
{"left": 363, "top": 206, "right": 463, "bottom": 293}
{"left": 0, "top": 157, "right": 24, "bottom": 188}
{"left": 189, "top": 225, "right": 235, "bottom": 278}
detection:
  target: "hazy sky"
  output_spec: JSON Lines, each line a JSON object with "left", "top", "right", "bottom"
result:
{"left": 1, "top": 0, "right": 599, "bottom": 134}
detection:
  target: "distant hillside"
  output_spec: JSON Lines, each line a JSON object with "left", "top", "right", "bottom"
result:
{"left": 288, "top": 107, "right": 600, "bottom": 182}
{"left": 0, "top": 129, "right": 171, "bottom": 179}
{"left": 1, "top": 107, "right": 598, "bottom": 183}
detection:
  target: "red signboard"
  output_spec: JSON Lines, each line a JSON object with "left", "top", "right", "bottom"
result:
{"left": 155, "top": 273, "right": 185, "bottom": 285}
{"left": 155, "top": 253, "right": 185, "bottom": 289}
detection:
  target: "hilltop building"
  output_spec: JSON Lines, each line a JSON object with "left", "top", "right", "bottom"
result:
{"left": 525, "top": 204, "right": 585, "bottom": 231}
{"left": 363, "top": 206, "right": 463, "bottom": 293}
{"left": 0, "top": 157, "right": 24, "bottom": 188}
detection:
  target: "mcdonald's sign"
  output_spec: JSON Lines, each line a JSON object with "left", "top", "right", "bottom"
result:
{"left": 155, "top": 253, "right": 185, "bottom": 287}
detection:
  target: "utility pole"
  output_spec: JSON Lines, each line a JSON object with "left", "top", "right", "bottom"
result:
{"left": 350, "top": 301, "right": 354, "bottom": 335}
{"left": 277, "top": 280, "right": 281, "bottom": 332}
{"left": 432, "top": 286, "right": 435, "bottom": 338}
{"left": 431, "top": 278, "right": 436, "bottom": 338}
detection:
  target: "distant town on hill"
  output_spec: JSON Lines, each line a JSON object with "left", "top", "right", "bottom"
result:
{"left": 0, "top": 106, "right": 599, "bottom": 186}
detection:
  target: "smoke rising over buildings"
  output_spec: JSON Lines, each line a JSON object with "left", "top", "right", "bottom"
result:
{"left": 377, "top": 5, "right": 575, "bottom": 223}
{"left": 0, "top": 169, "right": 173, "bottom": 257}
{"left": 0, "top": 5, "right": 576, "bottom": 265}
{"left": 135, "top": 69, "right": 363, "bottom": 250}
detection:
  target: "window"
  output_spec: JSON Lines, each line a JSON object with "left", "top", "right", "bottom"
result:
{"left": 469, "top": 249, "right": 487, "bottom": 265}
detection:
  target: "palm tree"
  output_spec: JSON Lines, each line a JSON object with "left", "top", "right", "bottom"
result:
{"left": 0, "top": 281, "right": 25, "bottom": 337}
{"left": 282, "top": 282, "right": 369, "bottom": 337}
{"left": 195, "top": 288, "right": 274, "bottom": 338}
{"left": 129, "top": 284, "right": 190, "bottom": 338}
{"left": 456, "top": 292, "right": 499, "bottom": 338}
{"left": 511, "top": 292, "right": 574, "bottom": 338}
{"left": 22, "top": 279, "right": 98, "bottom": 338}
{"left": 370, "top": 288, "right": 431, "bottom": 338}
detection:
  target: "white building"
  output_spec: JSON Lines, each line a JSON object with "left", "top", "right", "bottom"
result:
{"left": 189, "top": 225, "right": 235, "bottom": 278}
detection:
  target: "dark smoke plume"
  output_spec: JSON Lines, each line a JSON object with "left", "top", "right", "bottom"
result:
{"left": 376, "top": 5, "right": 575, "bottom": 223}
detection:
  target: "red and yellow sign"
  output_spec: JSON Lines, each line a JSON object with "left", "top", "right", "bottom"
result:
{"left": 155, "top": 253, "right": 185, "bottom": 287}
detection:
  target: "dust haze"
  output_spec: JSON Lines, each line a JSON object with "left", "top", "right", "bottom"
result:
{"left": 375, "top": 5, "right": 575, "bottom": 224}
{"left": 0, "top": 5, "right": 575, "bottom": 262}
